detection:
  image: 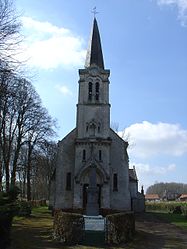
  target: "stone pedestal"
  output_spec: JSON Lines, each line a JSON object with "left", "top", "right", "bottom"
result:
{"left": 86, "top": 187, "right": 99, "bottom": 216}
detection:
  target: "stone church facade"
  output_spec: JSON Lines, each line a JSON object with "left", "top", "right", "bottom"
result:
{"left": 50, "top": 18, "right": 145, "bottom": 214}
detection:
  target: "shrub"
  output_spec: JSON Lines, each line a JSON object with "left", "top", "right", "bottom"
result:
{"left": 106, "top": 212, "right": 135, "bottom": 245}
{"left": 146, "top": 201, "right": 187, "bottom": 213}
{"left": 30, "top": 199, "right": 47, "bottom": 207}
{"left": 0, "top": 210, "right": 13, "bottom": 248}
{"left": 181, "top": 206, "right": 187, "bottom": 219}
{"left": 17, "top": 200, "right": 32, "bottom": 216}
{"left": 0, "top": 188, "right": 20, "bottom": 248}
{"left": 53, "top": 210, "right": 84, "bottom": 245}
{"left": 173, "top": 206, "right": 182, "bottom": 214}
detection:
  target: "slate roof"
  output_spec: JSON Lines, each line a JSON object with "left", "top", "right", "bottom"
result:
{"left": 85, "top": 18, "right": 104, "bottom": 69}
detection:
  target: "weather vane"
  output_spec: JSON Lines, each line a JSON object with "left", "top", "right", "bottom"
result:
{"left": 92, "top": 7, "right": 99, "bottom": 17}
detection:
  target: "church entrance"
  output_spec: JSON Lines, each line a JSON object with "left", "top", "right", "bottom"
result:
{"left": 83, "top": 184, "right": 101, "bottom": 211}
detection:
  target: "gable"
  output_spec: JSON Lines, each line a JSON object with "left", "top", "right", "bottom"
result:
{"left": 109, "top": 128, "right": 128, "bottom": 149}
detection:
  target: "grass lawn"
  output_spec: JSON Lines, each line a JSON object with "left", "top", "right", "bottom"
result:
{"left": 149, "top": 211, "right": 187, "bottom": 230}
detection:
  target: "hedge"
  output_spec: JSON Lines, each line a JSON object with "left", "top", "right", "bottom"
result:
{"left": 106, "top": 212, "right": 135, "bottom": 245}
{"left": 53, "top": 210, "right": 84, "bottom": 245}
{"left": 146, "top": 201, "right": 187, "bottom": 216}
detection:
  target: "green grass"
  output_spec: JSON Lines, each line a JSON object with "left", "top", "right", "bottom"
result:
{"left": 153, "top": 211, "right": 187, "bottom": 229}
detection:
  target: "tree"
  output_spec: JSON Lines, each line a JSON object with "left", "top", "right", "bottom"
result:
{"left": 0, "top": 74, "right": 56, "bottom": 193}
{"left": 0, "top": 0, "right": 22, "bottom": 190}
{"left": 0, "top": 66, "right": 17, "bottom": 191}
{"left": 146, "top": 182, "right": 187, "bottom": 197}
{"left": 31, "top": 141, "right": 57, "bottom": 200}
{"left": 0, "top": 0, "right": 21, "bottom": 65}
{"left": 25, "top": 106, "right": 56, "bottom": 201}
{"left": 0, "top": 1, "right": 57, "bottom": 198}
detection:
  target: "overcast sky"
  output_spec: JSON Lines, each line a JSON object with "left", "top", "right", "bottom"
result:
{"left": 16, "top": 0, "right": 187, "bottom": 191}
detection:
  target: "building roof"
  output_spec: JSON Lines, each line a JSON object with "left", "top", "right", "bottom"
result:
{"left": 85, "top": 18, "right": 104, "bottom": 69}
{"left": 145, "top": 194, "right": 160, "bottom": 200}
{"left": 129, "top": 166, "right": 138, "bottom": 182}
{"left": 179, "top": 194, "right": 187, "bottom": 199}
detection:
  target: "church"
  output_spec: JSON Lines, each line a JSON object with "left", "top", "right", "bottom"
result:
{"left": 50, "top": 18, "right": 145, "bottom": 215}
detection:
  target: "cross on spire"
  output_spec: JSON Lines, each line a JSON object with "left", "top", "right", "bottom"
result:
{"left": 92, "top": 7, "right": 98, "bottom": 17}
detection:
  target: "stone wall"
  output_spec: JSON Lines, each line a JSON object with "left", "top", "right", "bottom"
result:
{"left": 110, "top": 129, "right": 131, "bottom": 210}
{"left": 55, "top": 129, "right": 76, "bottom": 209}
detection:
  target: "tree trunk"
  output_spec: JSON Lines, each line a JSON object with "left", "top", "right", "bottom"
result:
{"left": 5, "top": 161, "right": 9, "bottom": 192}
{"left": 27, "top": 143, "right": 33, "bottom": 201}
{"left": 0, "top": 160, "right": 2, "bottom": 191}
{"left": 11, "top": 142, "right": 21, "bottom": 187}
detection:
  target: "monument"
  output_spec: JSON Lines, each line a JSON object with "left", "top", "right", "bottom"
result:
{"left": 86, "top": 144, "right": 99, "bottom": 215}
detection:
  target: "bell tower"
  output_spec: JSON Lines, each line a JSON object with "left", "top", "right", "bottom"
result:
{"left": 76, "top": 18, "right": 110, "bottom": 139}
{"left": 73, "top": 18, "right": 111, "bottom": 210}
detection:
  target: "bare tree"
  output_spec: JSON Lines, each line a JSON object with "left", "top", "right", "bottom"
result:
{"left": 10, "top": 78, "right": 40, "bottom": 187}
{"left": 0, "top": 0, "right": 22, "bottom": 66}
{"left": 0, "top": 1, "right": 57, "bottom": 197}
{"left": 0, "top": 66, "right": 17, "bottom": 191}
{"left": 25, "top": 107, "right": 56, "bottom": 200}
{"left": 31, "top": 141, "right": 57, "bottom": 200}
{"left": 0, "top": 74, "right": 56, "bottom": 192}
{"left": 111, "top": 121, "right": 119, "bottom": 133}
{"left": 111, "top": 121, "right": 131, "bottom": 144}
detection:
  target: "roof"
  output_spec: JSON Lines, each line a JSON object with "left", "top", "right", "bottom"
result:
{"left": 129, "top": 166, "right": 138, "bottom": 182}
{"left": 179, "top": 194, "right": 187, "bottom": 199}
{"left": 85, "top": 18, "right": 104, "bottom": 69}
{"left": 145, "top": 194, "right": 160, "bottom": 200}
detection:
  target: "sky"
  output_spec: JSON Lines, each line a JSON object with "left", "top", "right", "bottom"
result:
{"left": 15, "top": 0, "right": 187, "bottom": 191}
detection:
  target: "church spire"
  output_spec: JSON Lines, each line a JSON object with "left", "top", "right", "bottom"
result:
{"left": 85, "top": 18, "right": 104, "bottom": 69}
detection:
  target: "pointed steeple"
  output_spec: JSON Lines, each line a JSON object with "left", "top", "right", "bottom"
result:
{"left": 85, "top": 18, "right": 104, "bottom": 69}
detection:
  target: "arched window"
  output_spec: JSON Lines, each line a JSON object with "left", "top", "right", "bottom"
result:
{"left": 88, "top": 82, "right": 92, "bottom": 100}
{"left": 113, "top": 173, "right": 118, "bottom": 191}
{"left": 82, "top": 149, "right": 86, "bottom": 161}
{"left": 86, "top": 124, "right": 89, "bottom": 132}
{"left": 99, "top": 150, "right": 102, "bottom": 161}
{"left": 95, "top": 82, "right": 99, "bottom": 100}
{"left": 98, "top": 124, "right": 101, "bottom": 133}
{"left": 89, "top": 122, "right": 96, "bottom": 137}
{"left": 66, "top": 172, "right": 71, "bottom": 190}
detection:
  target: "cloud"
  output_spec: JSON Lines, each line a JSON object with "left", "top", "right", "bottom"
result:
{"left": 20, "top": 17, "right": 86, "bottom": 69}
{"left": 120, "top": 121, "right": 187, "bottom": 158}
{"left": 55, "top": 85, "right": 73, "bottom": 96}
{"left": 156, "top": 0, "right": 187, "bottom": 26}
{"left": 132, "top": 162, "right": 176, "bottom": 175}
{"left": 130, "top": 162, "right": 176, "bottom": 190}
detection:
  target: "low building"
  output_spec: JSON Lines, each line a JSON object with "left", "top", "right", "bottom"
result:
{"left": 145, "top": 194, "right": 160, "bottom": 202}
{"left": 179, "top": 194, "right": 187, "bottom": 202}
{"left": 162, "top": 190, "right": 180, "bottom": 201}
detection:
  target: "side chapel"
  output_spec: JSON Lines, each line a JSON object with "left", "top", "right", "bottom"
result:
{"left": 50, "top": 18, "right": 145, "bottom": 214}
